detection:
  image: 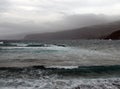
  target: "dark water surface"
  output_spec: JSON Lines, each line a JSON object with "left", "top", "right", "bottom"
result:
{"left": 0, "top": 40, "right": 120, "bottom": 89}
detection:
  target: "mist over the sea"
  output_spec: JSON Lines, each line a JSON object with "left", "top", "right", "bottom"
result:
{"left": 0, "top": 0, "right": 120, "bottom": 39}
{"left": 1, "top": 0, "right": 120, "bottom": 89}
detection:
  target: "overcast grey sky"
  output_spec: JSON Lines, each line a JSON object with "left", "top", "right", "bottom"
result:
{"left": 0, "top": 0, "right": 120, "bottom": 38}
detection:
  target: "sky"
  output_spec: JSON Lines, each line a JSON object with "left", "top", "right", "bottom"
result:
{"left": 0, "top": 0, "right": 120, "bottom": 39}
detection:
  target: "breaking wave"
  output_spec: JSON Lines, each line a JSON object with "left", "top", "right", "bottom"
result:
{"left": 0, "top": 40, "right": 120, "bottom": 88}
{"left": 0, "top": 65, "right": 120, "bottom": 89}
{"left": 0, "top": 65, "right": 120, "bottom": 78}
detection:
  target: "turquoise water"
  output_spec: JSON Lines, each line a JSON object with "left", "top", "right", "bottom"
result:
{"left": 0, "top": 40, "right": 120, "bottom": 89}
{"left": 0, "top": 40, "right": 120, "bottom": 67}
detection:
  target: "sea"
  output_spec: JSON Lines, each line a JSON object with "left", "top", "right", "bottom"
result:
{"left": 0, "top": 40, "right": 120, "bottom": 89}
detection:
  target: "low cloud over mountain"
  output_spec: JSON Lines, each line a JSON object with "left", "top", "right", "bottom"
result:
{"left": 1, "top": 0, "right": 120, "bottom": 40}
{"left": 24, "top": 21, "right": 120, "bottom": 40}
{"left": 1, "top": 14, "right": 120, "bottom": 40}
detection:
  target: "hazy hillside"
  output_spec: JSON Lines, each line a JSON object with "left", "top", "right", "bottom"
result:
{"left": 105, "top": 30, "right": 120, "bottom": 39}
{"left": 24, "top": 21, "right": 120, "bottom": 40}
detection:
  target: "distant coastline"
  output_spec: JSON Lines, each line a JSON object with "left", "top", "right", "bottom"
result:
{"left": 24, "top": 21, "right": 120, "bottom": 40}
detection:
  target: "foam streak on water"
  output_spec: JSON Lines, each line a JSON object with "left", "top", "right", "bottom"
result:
{"left": 0, "top": 40, "right": 120, "bottom": 89}
{"left": 0, "top": 78, "right": 120, "bottom": 89}
{"left": 0, "top": 40, "right": 120, "bottom": 67}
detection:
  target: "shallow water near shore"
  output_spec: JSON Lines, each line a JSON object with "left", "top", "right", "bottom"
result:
{"left": 0, "top": 40, "right": 120, "bottom": 89}
{"left": 0, "top": 65, "right": 120, "bottom": 89}
{"left": 0, "top": 40, "right": 120, "bottom": 67}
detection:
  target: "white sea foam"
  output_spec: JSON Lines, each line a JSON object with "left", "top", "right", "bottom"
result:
{"left": 0, "top": 78, "right": 120, "bottom": 89}
{"left": 0, "top": 40, "right": 120, "bottom": 66}
{"left": 45, "top": 66, "right": 78, "bottom": 69}
{"left": 0, "top": 40, "right": 120, "bottom": 88}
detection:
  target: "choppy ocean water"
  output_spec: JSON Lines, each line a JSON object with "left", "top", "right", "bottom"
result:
{"left": 0, "top": 40, "right": 120, "bottom": 89}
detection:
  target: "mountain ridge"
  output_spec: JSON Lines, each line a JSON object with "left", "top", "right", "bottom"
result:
{"left": 24, "top": 21, "right": 120, "bottom": 40}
